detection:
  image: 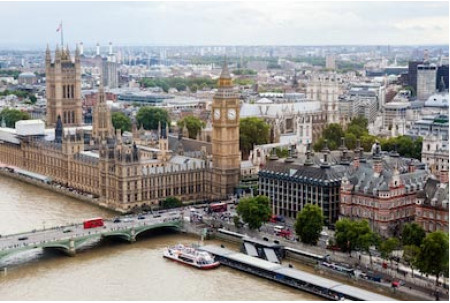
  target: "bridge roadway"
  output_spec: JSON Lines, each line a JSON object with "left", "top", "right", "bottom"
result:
{"left": 0, "top": 210, "right": 184, "bottom": 261}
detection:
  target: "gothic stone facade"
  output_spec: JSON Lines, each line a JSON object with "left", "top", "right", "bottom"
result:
{"left": 0, "top": 51, "right": 239, "bottom": 210}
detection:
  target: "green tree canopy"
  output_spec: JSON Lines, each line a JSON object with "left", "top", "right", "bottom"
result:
{"left": 294, "top": 204, "right": 324, "bottom": 245}
{"left": 177, "top": 115, "right": 206, "bottom": 139}
{"left": 403, "top": 244, "right": 420, "bottom": 275}
{"left": 415, "top": 231, "right": 449, "bottom": 284}
{"left": 344, "top": 133, "right": 357, "bottom": 150}
{"left": 401, "top": 223, "right": 426, "bottom": 247}
{"left": 236, "top": 195, "right": 272, "bottom": 230}
{"left": 335, "top": 219, "right": 376, "bottom": 256}
{"left": 321, "top": 123, "right": 344, "bottom": 150}
{"left": 0, "top": 108, "right": 30, "bottom": 128}
{"left": 239, "top": 117, "right": 270, "bottom": 157}
{"left": 360, "top": 134, "right": 377, "bottom": 152}
{"left": 136, "top": 107, "right": 170, "bottom": 131}
{"left": 380, "top": 237, "right": 400, "bottom": 260}
{"left": 380, "top": 136, "right": 422, "bottom": 160}
{"left": 160, "top": 197, "right": 182, "bottom": 209}
{"left": 111, "top": 112, "right": 132, "bottom": 134}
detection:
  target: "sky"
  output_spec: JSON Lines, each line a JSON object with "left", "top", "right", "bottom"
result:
{"left": 0, "top": 1, "right": 448, "bottom": 48}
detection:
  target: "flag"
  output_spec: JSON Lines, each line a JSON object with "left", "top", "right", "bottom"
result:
{"left": 56, "top": 23, "right": 62, "bottom": 32}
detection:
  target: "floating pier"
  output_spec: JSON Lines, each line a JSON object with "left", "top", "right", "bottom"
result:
{"left": 199, "top": 245, "right": 395, "bottom": 301}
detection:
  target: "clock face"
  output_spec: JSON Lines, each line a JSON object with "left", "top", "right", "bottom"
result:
{"left": 214, "top": 109, "right": 221, "bottom": 120}
{"left": 227, "top": 109, "right": 236, "bottom": 120}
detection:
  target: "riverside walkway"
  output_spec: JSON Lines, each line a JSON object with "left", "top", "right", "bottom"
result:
{"left": 0, "top": 211, "right": 184, "bottom": 260}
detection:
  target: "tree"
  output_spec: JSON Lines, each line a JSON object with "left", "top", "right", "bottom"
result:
{"left": 136, "top": 107, "right": 170, "bottom": 130}
{"left": 294, "top": 204, "right": 324, "bottom": 245}
{"left": 274, "top": 147, "right": 289, "bottom": 158}
{"left": 347, "top": 116, "right": 368, "bottom": 131}
{"left": 321, "top": 123, "right": 344, "bottom": 150}
{"left": 403, "top": 244, "right": 420, "bottom": 276}
{"left": 189, "top": 83, "right": 198, "bottom": 93}
{"left": 111, "top": 112, "right": 132, "bottom": 133}
{"left": 360, "top": 134, "right": 377, "bottom": 152}
{"left": 29, "top": 95, "right": 37, "bottom": 104}
{"left": 160, "top": 197, "right": 182, "bottom": 209}
{"left": 0, "top": 108, "right": 30, "bottom": 128}
{"left": 233, "top": 215, "right": 243, "bottom": 228}
{"left": 380, "top": 237, "right": 400, "bottom": 262}
{"left": 344, "top": 133, "right": 357, "bottom": 150}
{"left": 415, "top": 231, "right": 449, "bottom": 285}
{"left": 177, "top": 115, "right": 206, "bottom": 139}
{"left": 380, "top": 136, "right": 423, "bottom": 160}
{"left": 335, "top": 219, "right": 376, "bottom": 257}
{"left": 236, "top": 195, "right": 272, "bottom": 230}
{"left": 239, "top": 117, "right": 270, "bottom": 157}
{"left": 401, "top": 223, "right": 426, "bottom": 247}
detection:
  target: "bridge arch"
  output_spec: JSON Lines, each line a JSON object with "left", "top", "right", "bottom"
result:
{"left": 134, "top": 222, "right": 181, "bottom": 240}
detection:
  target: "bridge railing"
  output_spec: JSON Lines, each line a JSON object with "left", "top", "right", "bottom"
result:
{"left": 0, "top": 217, "right": 183, "bottom": 252}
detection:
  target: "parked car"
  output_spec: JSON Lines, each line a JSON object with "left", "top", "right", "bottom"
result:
{"left": 18, "top": 236, "right": 28, "bottom": 241}
{"left": 63, "top": 229, "right": 72, "bottom": 233}
{"left": 138, "top": 215, "right": 145, "bottom": 220}
{"left": 113, "top": 218, "right": 121, "bottom": 223}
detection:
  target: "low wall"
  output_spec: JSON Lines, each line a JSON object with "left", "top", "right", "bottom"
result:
{"left": 0, "top": 170, "right": 121, "bottom": 214}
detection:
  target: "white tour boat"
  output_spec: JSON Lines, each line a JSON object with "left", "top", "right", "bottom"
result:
{"left": 163, "top": 244, "right": 220, "bottom": 269}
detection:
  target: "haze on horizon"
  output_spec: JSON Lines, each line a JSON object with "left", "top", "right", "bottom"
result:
{"left": 0, "top": 1, "right": 448, "bottom": 48}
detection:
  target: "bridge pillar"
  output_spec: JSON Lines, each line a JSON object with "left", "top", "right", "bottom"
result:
{"left": 129, "top": 228, "right": 136, "bottom": 242}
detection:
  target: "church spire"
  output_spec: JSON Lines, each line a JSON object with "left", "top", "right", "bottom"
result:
{"left": 220, "top": 58, "right": 231, "bottom": 79}
{"left": 55, "top": 115, "right": 63, "bottom": 143}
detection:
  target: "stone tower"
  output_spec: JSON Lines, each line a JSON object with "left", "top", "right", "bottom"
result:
{"left": 91, "top": 81, "right": 114, "bottom": 143}
{"left": 306, "top": 74, "right": 340, "bottom": 124}
{"left": 211, "top": 60, "right": 241, "bottom": 198}
{"left": 45, "top": 44, "right": 83, "bottom": 127}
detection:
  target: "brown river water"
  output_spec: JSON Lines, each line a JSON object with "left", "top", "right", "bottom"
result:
{"left": 0, "top": 176, "right": 320, "bottom": 300}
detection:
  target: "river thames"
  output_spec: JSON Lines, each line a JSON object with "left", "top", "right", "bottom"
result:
{"left": 0, "top": 176, "right": 320, "bottom": 300}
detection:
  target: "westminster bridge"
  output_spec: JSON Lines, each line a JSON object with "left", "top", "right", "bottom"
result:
{"left": 0, "top": 210, "right": 184, "bottom": 261}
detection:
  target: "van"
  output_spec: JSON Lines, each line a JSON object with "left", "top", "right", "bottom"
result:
{"left": 273, "top": 225, "right": 285, "bottom": 233}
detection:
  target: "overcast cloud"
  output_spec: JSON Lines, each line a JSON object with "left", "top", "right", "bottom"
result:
{"left": 0, "top": 1, "right": 447, "bottom": 48}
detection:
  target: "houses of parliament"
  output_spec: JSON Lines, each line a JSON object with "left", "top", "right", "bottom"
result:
{"left": 0, "top": 46, "right": 241, "bottom": 211}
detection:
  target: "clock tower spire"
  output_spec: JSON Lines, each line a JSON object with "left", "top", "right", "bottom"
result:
{"left": 211, "top": 59, "right": 241, "bottom": 199}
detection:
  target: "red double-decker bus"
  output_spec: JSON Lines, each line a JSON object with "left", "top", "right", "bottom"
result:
{"left": 209, "top": 202, "right": 228, "bottom": 213}
{"left": 83, "top": 217, "right": 104, "bottom": 229}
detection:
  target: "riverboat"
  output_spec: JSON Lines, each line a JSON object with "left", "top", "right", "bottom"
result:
{"left": 163, "top": 244, "right": 220, "bottom": 269}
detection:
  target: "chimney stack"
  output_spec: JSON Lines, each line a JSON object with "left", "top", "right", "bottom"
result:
{"left": 96, "top": 43, "right": 100, "bottom": 56}
{"left": 79, "top": 42, "right": 84, "bottom": 56}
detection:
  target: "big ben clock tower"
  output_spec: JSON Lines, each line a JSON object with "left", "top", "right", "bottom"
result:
{"left": 211, "top": 61, "right": 241, "bottom": 199}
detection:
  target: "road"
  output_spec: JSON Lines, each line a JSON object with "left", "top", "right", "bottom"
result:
{"left": 0, "top": 210, "right": 184, "bottom": 252}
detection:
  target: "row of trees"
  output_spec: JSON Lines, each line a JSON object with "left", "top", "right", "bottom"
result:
{"left": 111, "top": 109, "right": 271, "bottom": 152}
{"left": 233, "top": 197, "right": 448, "bottom": 285}
{"left": 0, "top": 70, "right": 21, "bottom": 79}
{"left": 139, "top": 77, "right": 217, "bottom": 93}
{"left": 232, "top": 69, "right": 257, "bottom": 75}
{"left": 313, "top": 116, "right": 423, "bottom": 159}
{"left": 0, "top": 89, "right": 37, "bottom": 103}
{"left": 333, "top": 220, "right": 448, "bottom": 284}
{"left": 0, "top": 108, "right": 30, "bottom": 128}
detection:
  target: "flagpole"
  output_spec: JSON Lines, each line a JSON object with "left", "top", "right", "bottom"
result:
{"left": 60, "top": 20, "right": 64, "bottom": 47}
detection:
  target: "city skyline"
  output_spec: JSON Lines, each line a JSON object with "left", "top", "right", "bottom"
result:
{"left": 0, "top": 1, "right": 448, "bottom": 48}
